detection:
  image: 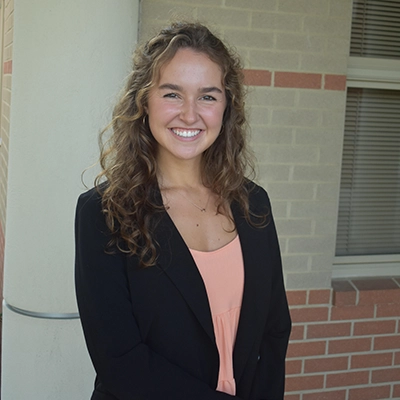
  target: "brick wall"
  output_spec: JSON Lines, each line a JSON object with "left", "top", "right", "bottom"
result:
{"left": 0, "top": 0, "right": 14, "bottom": 307}
{"left": 286, "top": 279, "right": 400, "bottom": 399}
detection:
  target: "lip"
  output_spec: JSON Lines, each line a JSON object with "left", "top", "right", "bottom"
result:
{"left": 170, "top": 128, "right": 203, "bottom": 140}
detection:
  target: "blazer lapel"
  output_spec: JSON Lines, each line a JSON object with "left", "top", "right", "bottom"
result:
{"left": 232, "top": 200, "right": 272, "bottom": 384}
{"left": 154, "top": 209, "right": 216, "bottom": 346}
{"left": 151, "top": 186, "right": 271, "bottom": 381}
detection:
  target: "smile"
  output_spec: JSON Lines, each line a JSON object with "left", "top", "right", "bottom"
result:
{"left": 171, "top": 128, "right": 202, "bottom": 138}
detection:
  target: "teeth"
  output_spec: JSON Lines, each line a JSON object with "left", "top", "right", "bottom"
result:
{"left": 172, "top": 129, "right": 201, "bottom": 138}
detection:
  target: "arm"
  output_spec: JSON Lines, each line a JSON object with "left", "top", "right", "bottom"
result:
{"left": 250, "top": 189, "right": 292, "bottom": 400}
{"left": 75, "top": 190, "right": 241, "bottom": 400}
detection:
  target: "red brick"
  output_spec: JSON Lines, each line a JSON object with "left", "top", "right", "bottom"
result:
{"left": 358, "top": 288, "right": 400, "bottom": 305}
{"left": 285, "top": 374, "right": 324, "bottom": 392}
{"left": 393, "top": 384, "right": 400, "bottom": 398}
{"left": 349, "top": 385, "right": 391, "bottom": 400}
{"left": 286, "top": 359, "right": 302, "bottom": 375}
{"left": 324, "top": 74, "right": 346, "bottom": 91}
{"left": 395, "top": 352, "right": 400, "bottom": 365}
{"left": 303, "top": 390, "right": 346, "bottom": 400}
{"left": 307, "top": 322, "right": 351, "bottom": 339}
{"left": 290, "top": 325, "right": 304, "bottom": 340}
{"left": 243, "top": 69, "right": 271, "bottom": 86}
{"left": 290, "top": 307, "right": 329, "bottom": 323}
{"left": 351, "top": 353, "right": 393, "bottom": 369}
{"left": 374, "top": 335, "right": 400, "bottom": 351}
{"left": 352, "top": 278, "right": 398, "bottom": 291}
{"left": 308, "top": 289, "right": 331, "bottom": 305}
{"left": 328, "top": 338, "right": 371, "bottom": 354}
{"left": 287, "top": 341, "right": 326, "bottom": 358}
{"left": 331, "top": 305, "right": 374, "bottom": 321}
{"left": 304, "top": 356, "right": 348, "bottom": 373}
{"left": 352, "top": 278, "right": 400, "bottom": 305}
{"left": 326, "top": 371, "right": 369, "bottom": 388}
{"left": 376, "top": 303, "right": 400, "bottom": 318}
{"left": 284, "top": 394, "right": 300, "bottom": 400}
{"left": 287, "top": 290, "right": 307, "bottom": 306}
{"left": 372, "top": 367, "right": 400, "bottom": 383}
{"left": 333, "top": 290, "right": 357, "bottom": 306}
{"left": 3, "top": 60, "right": 12, "bottom": 74}
{"left": 354, "top": 320, "right": 396, "bottom": 336}
{"left": 274, "top": 72, "right": 322, "bottom": 89}
{"left": 332, "top": 280, "right": 356, "bottom": 306}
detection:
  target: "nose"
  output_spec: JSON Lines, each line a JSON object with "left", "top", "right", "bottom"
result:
{"left": 180, "top": 98, "right": 198, "bottom": 125}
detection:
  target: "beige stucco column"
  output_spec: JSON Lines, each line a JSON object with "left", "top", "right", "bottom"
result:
{"left": 1, "top": 1, "right": 139, "bottom": 398}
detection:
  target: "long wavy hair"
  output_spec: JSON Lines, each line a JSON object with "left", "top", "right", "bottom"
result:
{"left": 96, "top": 21, "right": 259, "bottom": 267}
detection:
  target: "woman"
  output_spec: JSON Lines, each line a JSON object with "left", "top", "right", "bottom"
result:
{"left": 75, "top": 22, "right": 291, "bottom": 400}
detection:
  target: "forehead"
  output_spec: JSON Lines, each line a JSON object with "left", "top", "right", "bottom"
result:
{"left": 156, "top": 48, "right": 224, "bottom": 86}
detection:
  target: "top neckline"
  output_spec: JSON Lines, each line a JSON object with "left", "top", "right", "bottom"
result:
{"left": 189, "top": 235, "right": 239, "bottom": 255}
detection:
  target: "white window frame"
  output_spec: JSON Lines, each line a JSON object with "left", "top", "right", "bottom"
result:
{"left": 333, "top": 55, "right": 400, "bottom": 279}
{"left": 347, "top": 57, "right": 400, "bottom": 90}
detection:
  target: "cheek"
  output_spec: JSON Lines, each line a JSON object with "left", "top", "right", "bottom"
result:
{"left": 151, "top": 103, "right": 180, "bottom": 123}
{"left": 205, "top": 106, "right": 225, "bottom": 125}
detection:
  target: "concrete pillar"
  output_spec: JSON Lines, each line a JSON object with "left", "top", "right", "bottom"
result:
{"left": 1, "top": 1, "right": 139, "bottom": 398}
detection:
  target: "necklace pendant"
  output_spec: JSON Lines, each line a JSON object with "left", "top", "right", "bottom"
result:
{"left": 200, "top": 208, "right": 206, "bottom": 212}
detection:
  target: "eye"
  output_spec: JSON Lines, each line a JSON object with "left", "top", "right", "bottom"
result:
{"left": 163, "top": 92, "right": 179, "bottom": 99}
{"left": 201, "top": 95, "right": 217, "bottom": 101}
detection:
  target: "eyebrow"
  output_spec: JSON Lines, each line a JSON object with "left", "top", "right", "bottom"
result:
{"left": 158, "top": 83, "right": 223, "bottom": 94}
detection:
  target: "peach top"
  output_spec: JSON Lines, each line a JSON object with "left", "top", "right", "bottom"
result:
{"left": 189, "top": 235, "right": 244, "bottom": 396}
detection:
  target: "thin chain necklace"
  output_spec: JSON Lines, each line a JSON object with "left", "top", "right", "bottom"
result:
{"left": 161, "top": 185, "right": 212, "bottom": 213}
{"left": 175, "top": 190, "right": 211, "bottom": 212}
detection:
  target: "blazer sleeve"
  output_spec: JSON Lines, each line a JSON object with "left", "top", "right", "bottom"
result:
{"left": 75, "top": 190, "right": 242, "bottom": 400}
{"left": 250, "top": 188, "right": 291, "bottom": 400}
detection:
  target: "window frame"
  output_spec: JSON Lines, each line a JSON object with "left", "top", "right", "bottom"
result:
{"left": 333, "top": 55, "right": 400, "bottom": 278}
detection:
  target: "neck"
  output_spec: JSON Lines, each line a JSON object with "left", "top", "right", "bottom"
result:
{"left": 157, "top": 156, "right": 204, "bottom": 189}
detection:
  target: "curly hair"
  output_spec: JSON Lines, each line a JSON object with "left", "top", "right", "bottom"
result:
{"left": 95, "top": 21, "right": 259, "bottom": 267}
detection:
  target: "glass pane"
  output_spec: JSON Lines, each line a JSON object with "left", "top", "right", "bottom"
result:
{"left": 351, "top": 0, "right": 400, "bottom": 59}
{"left": 336, "top": 88, "right": 400, "bottom": 256}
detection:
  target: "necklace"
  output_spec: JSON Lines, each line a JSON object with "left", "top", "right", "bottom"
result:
{"left": 162, "top": 186, "right": 212, "bottom": 212}
{"left": 176, "top": 190, "right": 211, "bottom": 212}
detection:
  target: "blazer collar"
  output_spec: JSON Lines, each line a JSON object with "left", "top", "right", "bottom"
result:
{"left": 154, "top": 210, "right": 216, "bottom": 345}
{"left": 153, "top": 187, "right": 215, "bottom": 345}
{"left": 153, "top": 188, "right": 271, "bottom": 382}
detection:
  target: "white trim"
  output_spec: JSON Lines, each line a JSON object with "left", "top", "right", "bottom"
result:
{"left": 347, "top": 56, "right": 400, "bottom": 89}
{"left": 347, "top": 80, "right": 400, "bottom": 90}
{"left": 348, "top": 56, "right": 400, "bottom": 81}
{"left": 333, "top": 255, "right": 400, "bottom": 279}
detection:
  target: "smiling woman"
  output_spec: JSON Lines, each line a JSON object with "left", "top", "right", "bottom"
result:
{"left": 75, "top": 21, "right": 291, "bottom": 400}
{"left": 147, "top": 48, "right": 226, "bottom": 166}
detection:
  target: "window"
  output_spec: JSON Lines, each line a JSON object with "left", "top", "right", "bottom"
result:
{"left": 333, "top": 0, "right": 400, "bottom": 278}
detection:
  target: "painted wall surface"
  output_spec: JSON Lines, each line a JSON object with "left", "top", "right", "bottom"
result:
{"left": 0, "top": 0, "right": 15, "bottom": 312}
{"left": 2, "top": 1, "right": 139, "bottom": 398}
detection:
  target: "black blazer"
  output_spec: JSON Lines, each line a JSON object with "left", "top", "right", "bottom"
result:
{"left": 75, "top": 183, "right": 291, "bottom": 400}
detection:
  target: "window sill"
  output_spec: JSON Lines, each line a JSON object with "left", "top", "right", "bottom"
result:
{"left": 332, "top": 255, "right": 400, "bottom": 279}
{"left": 332, "top": 276, "right": 400, "bottom": 307}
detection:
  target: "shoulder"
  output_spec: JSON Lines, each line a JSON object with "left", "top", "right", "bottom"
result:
{"left": 76, "top": 184, "right": 106, "bottom": 218}
{"left": 75, "top": 185, "right": 108, "bottom": 234}
{"left": 77, "top": 186, "right": 101, "bottom": 209}
{"left": 245, "top": 180, "right": 271, "bottom": 213}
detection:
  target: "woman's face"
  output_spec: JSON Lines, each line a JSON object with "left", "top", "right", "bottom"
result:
{"left": 147, "top": 48, "right": 226, "bottom": 166}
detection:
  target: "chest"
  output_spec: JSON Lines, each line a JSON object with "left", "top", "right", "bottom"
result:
{"left": 165, "top": 200, "right": 237, "bottom": 251}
